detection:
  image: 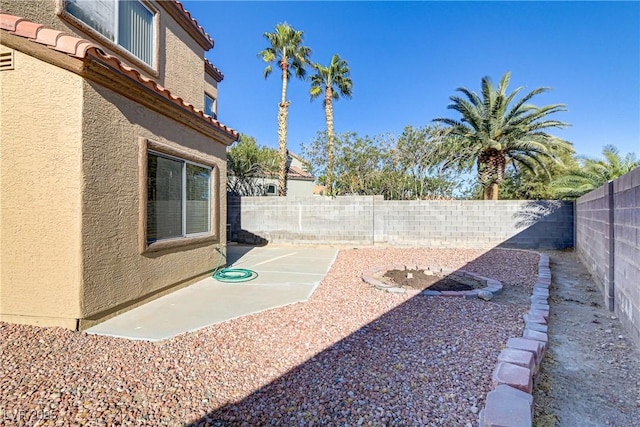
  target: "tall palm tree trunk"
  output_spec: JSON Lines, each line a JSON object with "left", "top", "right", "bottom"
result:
{"left": 491, "top": 154, "right": 507, "bottom": 200}
{"left": 324, "top": 87, "right": 334, "bottom": 196}
{"left": 478, "top": 150, "right": 506, "bottom": 200}
{"left": 478, "top": 154, "right": 492, "bottom": 200}
{"left": 277, "top": 103, "right": 289, "bottom": 196}
{"left": 489, "top": 183, "right": 499, "bottom": 200}
{"left": 278, "top": 63, "right": 289, "bottom": 196}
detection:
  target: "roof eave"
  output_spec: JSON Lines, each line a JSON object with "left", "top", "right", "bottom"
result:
{"left": 0, "top": 30, "right": 238, "bottom": 144}
{"left": 84, "top": 54, "right": 238, "bottom": 144}
{"left": 158, "top": 0, "right": 214, "bottom": 51}
{"left": 205, "top": 59, "right": 224, "bottom": 82}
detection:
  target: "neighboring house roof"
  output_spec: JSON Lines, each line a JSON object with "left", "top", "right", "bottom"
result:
{"left": 235, "top": 152, "right": 313, "bottom": 181}
{"left": 286, "top": 152, "right": 314, "bottom": 181}
{"left": 229, "top": 165, "right": 313, "bottom": 182}
{"left": 0, "top": 13, "right": 239, "bottom": 142}
{"left": 158, "top": 0, "right": 214, "bottom": 50}
{"left": 288, "top": 152, "right": 307, "bottom": 163}
{"left": 205, "top": 58, "right": 224, "bottom": 82}
{"left": 287, "top": 165, "right": 314, "bottom": 181}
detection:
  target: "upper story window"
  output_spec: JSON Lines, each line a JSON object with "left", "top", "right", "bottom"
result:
{"left": 65, "top": 0, "right": 155, "bottom": 67}
{"left": 204, "top": 93, "right": 217, "bottom": 119}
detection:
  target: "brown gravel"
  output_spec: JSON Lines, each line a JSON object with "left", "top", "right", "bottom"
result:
{"left": 0, "top": 247, "right": 538, "bottom": 426}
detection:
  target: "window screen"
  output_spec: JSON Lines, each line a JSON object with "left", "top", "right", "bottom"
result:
{"left": 147, "top": 152, "right": 211, "bottom": 243}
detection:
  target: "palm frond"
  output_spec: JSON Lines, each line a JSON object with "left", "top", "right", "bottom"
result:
{"left": 309, "top": 53, "right": 353, "bottom": 106}
{"left": 309, "top": 85, "right": 323, "bottom": 100}
{"left": 432, "top": 71, "right": 570, "bottom": 198}
{"left": 260, "top": 22, "right": 311, "bottom": 83}
{"left": 456, "top": 87, "right": 482, "bottom": 107}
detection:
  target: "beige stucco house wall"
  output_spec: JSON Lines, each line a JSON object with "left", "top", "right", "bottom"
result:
{"left": 0, "top": 0, "right": 213, "bottom": 111}
{"left": 204, "top": 60, "right": 221, "bottom": 119}
{"left": 0, "top": 0, "right": 238, "bottom": 329}
{"left": 1, "top": 49, "right": 85, "bottom": 327}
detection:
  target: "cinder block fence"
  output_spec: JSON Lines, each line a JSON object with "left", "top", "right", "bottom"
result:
{"left": 227, "top": 196, "right": 574, "bottom": 249}
{"left": 227, "top": 197, "right": 573, "bottom": 426}
{"left": 228, "top": 186, "right": 640, "bottom": 424}
{"left": 228, "top": 189, "right": 639, "bottom": 347}
{"left": 576, "top": 167, "right": 640, "bottom": 348}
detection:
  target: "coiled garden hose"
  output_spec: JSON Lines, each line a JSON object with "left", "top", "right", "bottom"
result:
{"left": 212, "top": 248, "right": 258, "bottom": 283}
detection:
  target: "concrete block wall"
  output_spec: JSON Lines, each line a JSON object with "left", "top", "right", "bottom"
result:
{"left": 576, "top": 167, "right": 640, "bottom": 347}
{"left": 228, "top": 195, "right": 380, "bottom": 245}
{"left": 228, "top": 196, "right": 574, "bottom": 250}
{"left": 375, "top": 200, "right": 573, "bottom": 249}
{"left": 575, "top": 183, "right": 615, "bottom": 309}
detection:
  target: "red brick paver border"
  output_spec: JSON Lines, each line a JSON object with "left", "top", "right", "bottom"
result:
{"left": 479, "top": 253, "right": 551, "bottom": 427}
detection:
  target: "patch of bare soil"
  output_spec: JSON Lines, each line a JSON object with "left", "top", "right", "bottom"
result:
{"left": 382, "top": 269, "right": 475, "bottom": 291}
{"left": 534, "top": 250, "right": 640, "bottom": 427}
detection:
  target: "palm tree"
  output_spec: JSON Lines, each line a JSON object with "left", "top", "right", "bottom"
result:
{"left": 552, "top": 145, "right": 639, "bottom": 198}
{"left": 258, "top": 23, "right": 311, "bottom": 196}
{"left": 434, "top": 72, "right": 571, "bottom": 200}
{"left": 498, "top": 142, "right": 577, "bottom": 200}
{"left": 309, "top": 54, "right": 353, "bottom": 196}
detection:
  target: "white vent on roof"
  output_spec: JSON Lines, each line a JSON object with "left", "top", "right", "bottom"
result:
{"left": 0, "top": 50, "right": 14, "bottom": 71}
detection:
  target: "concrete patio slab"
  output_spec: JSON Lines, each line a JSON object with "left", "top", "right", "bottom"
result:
{"left": 85, "top": 245, "right": 339, "bottom": 342}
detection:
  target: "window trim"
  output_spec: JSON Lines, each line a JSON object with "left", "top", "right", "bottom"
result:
{"left": 59, "top": 0, "right": 160, "bottom": 75}
{"left": 265, "top": 183, "right": 277, "bottom": 195}
{"left": 139, "top": 138, "right": 220, "bottom": 254}
{"left": 204, "top": 92, "right": 217, "bottom": 119}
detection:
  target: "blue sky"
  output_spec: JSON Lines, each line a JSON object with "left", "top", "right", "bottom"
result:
{"left": 184, "top": 1, "right": 639, "bottom": 160}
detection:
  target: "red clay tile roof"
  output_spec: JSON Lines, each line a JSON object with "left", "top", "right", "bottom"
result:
{"left": 205, "top": 58, "right": 224, "bottom": 82}
{"left": 0, "top": 13, "right": 238, "bottom": 141}
{"left": 288, "top": 165, "right": 314, "bottom": 181}
{"left": 159, "top": 0, "right": 214, "bottom": 50}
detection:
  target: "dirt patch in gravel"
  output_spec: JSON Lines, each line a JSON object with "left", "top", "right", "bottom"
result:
{"left": 533, "top": 250, "right": 640, "bottom": 427}
{"left": 382, "top": 269, "right": 475, "bottom": 291}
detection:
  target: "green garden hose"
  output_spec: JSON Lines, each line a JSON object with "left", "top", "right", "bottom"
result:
{"left": 212, "top": 248, "right": 258, "bottom": 282}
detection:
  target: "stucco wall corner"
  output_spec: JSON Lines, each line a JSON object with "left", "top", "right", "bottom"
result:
{"left": 0, "top": 50, "right": 84, "bottom": 322}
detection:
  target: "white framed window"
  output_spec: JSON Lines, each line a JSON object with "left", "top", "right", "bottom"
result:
{"left": 65, "top": 0, "right": 155, "bottom": 67}
{"left": 265, "top": 184, "right": 277, "bottom": 196}
{"left": 204, "top": 93, "right": 217, "bottom": 119}
{"left": 147, "top": 151, "right": 211, "bottom": 244}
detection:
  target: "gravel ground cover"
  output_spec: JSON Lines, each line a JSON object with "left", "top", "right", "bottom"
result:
{"left": 1, "top": 248, "right": 538, "bottom": 426}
